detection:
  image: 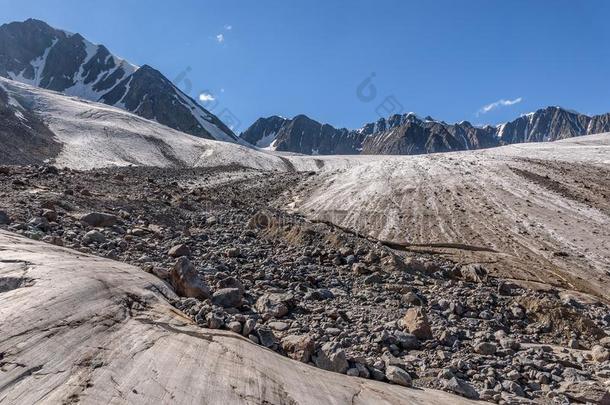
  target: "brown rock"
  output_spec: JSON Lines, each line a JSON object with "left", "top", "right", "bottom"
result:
{"left": 281, "top": 335, "right": 315, "bottom": 363}
{"left": 169, "top": 257, "right": 210, "bottom": 299}
{"left": 168, "top": 244, "right": 191, "bottom": 258}
{"left": 460, "top": 264, "right": 488, "bottom": 283}
{"left": 401, "top": 307, "right": 433, "bottom": 340}
{"left": 591, "top": 345, "right": 609, "bottom": 362}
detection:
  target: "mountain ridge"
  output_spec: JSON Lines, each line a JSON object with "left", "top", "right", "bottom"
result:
{"left": 0, "top": 18, "right": 238, "bottom": 143}
{"left": 241, "top": 107, "right": 610, "bottom": 155}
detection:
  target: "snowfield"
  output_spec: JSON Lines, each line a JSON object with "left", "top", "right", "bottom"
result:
{"left": 0, "top": 77, "right": 340, "bottom": 171}
{"left": 294, "top": 134, "right": 610, "bottom": 301}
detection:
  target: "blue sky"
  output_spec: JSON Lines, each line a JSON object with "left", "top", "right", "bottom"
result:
{"left": 2, "top": 0, "right": 609, "bottom": 132}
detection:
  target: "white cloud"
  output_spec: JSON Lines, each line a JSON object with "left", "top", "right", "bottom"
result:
{"left": 224, "top": 25, "right": 232, "bottom": 31}
{"left": 478, "top": 97, "right": 523, "bottom": 115}
{"left": 199, "top": 92, "right": 216, "bottom": 102}
{"left": 215, "top": 34, "right": 224, "bottom": 43}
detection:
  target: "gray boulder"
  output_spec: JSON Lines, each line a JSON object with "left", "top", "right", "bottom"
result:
{"left": 313, "top": 342, "right": 349, "bottom": 374}
{"left": 443, "top": 377, "right": 479, "bottom": 399}
{"left": 82, "top": 230, "right": 106, "bottom": 245}
{"left": 212, "top": 288, "right": 243, "bottom": 308}
{"left": 281, "top": 335, "right": 315, "bottom": 363}
{"left": 168, "top": 244, "right": 191, "bottom": 258}
{"left": 385, "top": 366, "right": 412, "bottom": 387}
{"left": 80, "top": 212, "right": 118, "bottom": 228}
{"left": 255, "top": 293, "right": 291, "bottom": 320}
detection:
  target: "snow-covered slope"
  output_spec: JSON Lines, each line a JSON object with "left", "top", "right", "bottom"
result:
{"left": 294, "top": 133, "right": 610, "bottom": 300}
{"left": 0, "top": 19, "right": 237, "bottom": 142}
{"left": 0, "top": 77, "right": 356, "bottom": 171}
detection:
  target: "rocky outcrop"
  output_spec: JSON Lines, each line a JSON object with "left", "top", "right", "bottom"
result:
{"left": 170, "top": 256, "right": 211, "bottom": 299}
{"left": 241, "top": 114, "right": 367, "bottom": 154}
{"left": 0, "top": 82, "right": 60, "bottom": 164}
{"left": 240, "top": 115, "right": 288, "bottom": 148}
{"left": 0, "top": 19, "right": 237, "bottom": 142}
{"left": 498, "top": 106, "right": 591, "bottom": 143}
{"left": 242, "top": 108, "right": 610, "bottom": 156}
{"left": 0, "top": 230, "right": 480, "bottom": 404}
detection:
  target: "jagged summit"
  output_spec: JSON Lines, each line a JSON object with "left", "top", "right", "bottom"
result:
{"left": 0, "top": 19, "right": 237, "bottom": 142}
{"left": 241, "top": 107, "right": 610, "bottom": 155}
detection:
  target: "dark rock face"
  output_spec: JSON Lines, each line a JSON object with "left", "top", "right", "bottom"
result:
{"left": 103, "top": 66, "right": 235, "bottom": 141}
{"left": 587, "top": 113, "right": 610, "bottom": 135}
{"left": 498, "top": 106, "right": 590, "bottom": 143}
{"left": 0, "top": 84, "right": 60, "bottom": 164}
{"left": 0, "top": 19, "right": 237, "bottom": 142}
{"left": 272, "top": 115, "right": 367, "bottom": 155}
{"left": 240, "top": 114, "right": 368, "bottom": 155}
{"left": 0, "top": 19, "right": 62, "bottom": 79}
{"left": 240, "top": 116, "right": 287, "bottom": 148}
{"left": 242, "top": 108, "right": 610, "bottom": 156}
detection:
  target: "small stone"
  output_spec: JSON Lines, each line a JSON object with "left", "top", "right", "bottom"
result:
{"left": 256, "top": 327, "right": 276, "bottom": 348}
{"left": 394, "top": 331, "right": 420, "bottom": 350}
{"left": 0, "top": 210, "right": 11, "bottom": 225}
{"left": 80, "top": 212, "right": 118, "bottom": 228}
{"left": 170, "top": 257, "right": 211, "bottom": 299}
{"left": 268, "top": 321, "right": 290, "bottom": 331}
{"left": 401, "top": 307, "right": 433, "bottom": 340}
{"left": 212, "top": 288, "right": 243, "bottom": 308}
{"left": 242, "top": 319, "right": 256, "bottom": 337}
{"left": 226, "top": 247, "right": 241, "bottom": 258}
{"left": 444, "top": 377, "right": 479, "bottom": 399}
{"left": 41, "top": 209, "right": 58, "bottom": 222}
{"left": 281, "top": 335, "right": 315, "bottom": 363}
{"left": 168, "top": 244, "right": 191, "bottom": 258}
{"left": 255, "top": 293, "right": 290, "bottom": 320}
{"left": 385, "top": 366, "right": 412, "bottom": 387}
{"left": 312, "top": 342, "right": 349, "bottom": 374}
{"left": 591, "top": 345, "right": 609, "bottom": 362}
{"left": 559, "top": 381, "right": 610, "bottom": 404}
{"left": 227, "top": 321, "right": 242, "bottom": 333}
{"left": 502, "top": 380, "right": 525, "bottom": 397}
{"left": 346, "top": 368, "right": 360, "bottom": 377}
{"left": 82, "top": 230, "right": 106, "bottom": 245}
{"left": 474, "top": 341, "right": 497, "bottom": 356}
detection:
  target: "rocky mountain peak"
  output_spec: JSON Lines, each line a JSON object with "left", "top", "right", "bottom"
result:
{"left": 0, "top": 19, "right": 237, "bottom": 143}
{"left": 242, "top": 106, "right": 610, "bottom": 156}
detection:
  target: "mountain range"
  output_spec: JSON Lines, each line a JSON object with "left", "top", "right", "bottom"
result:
{"left": 0, "top": 19, "right": 238, "bottom": 143}
{"left": 241, "top": 108, "right": 610, "bottom": 155}
{"left": 1, "top": 18, "right": 610, "bottom": 158}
